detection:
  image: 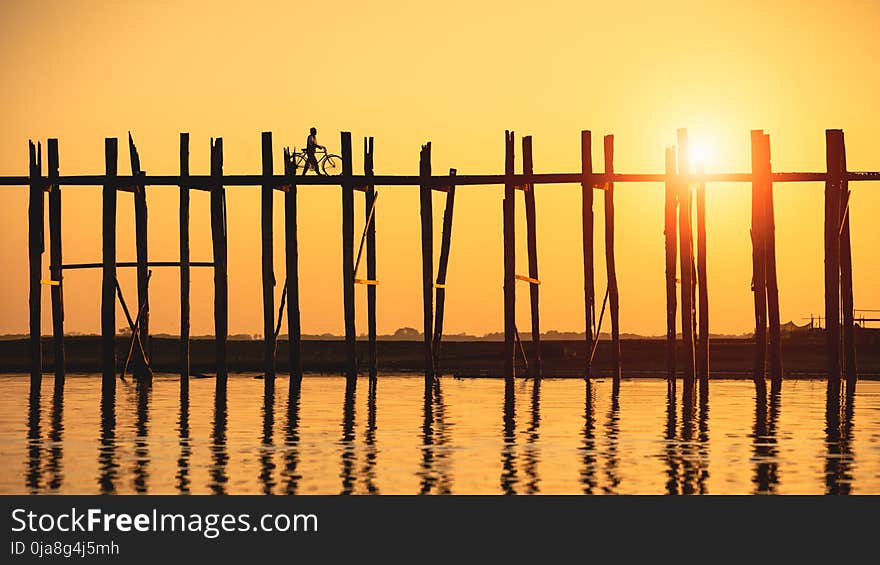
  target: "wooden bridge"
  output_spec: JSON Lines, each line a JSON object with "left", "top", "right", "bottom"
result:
{"left": 5, "top": 128, "right": 874, "bottom": 399}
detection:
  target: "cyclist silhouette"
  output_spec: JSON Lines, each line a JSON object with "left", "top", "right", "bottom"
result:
{"left": 303, "top": 127, "right": 326, "bottom": 175}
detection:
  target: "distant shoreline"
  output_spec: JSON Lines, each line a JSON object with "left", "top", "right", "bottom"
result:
{"left": 2, "top": 334, "right": 878, "bottom": 378}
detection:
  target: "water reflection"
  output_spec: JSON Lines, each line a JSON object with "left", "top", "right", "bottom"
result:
{"left": 522, "top": 379, "right": 541, "bottom": 494}
{"left": 362, "top": 379, "right": 379, "bottom": 494}
{"left": 340, "top": 379, "right": 356, "bottom": 495}
{"left": 98, "top": 390, "right": 117, "bottom": 494}
{"left": 47, "top": 388, "right": 64, "bottom": 491}
{"left": 260, "top": 380, "right": 276, "bottom": 495}
{"left": 281, "top": 381, "right": 302, "bottom": 495}
{"left": 752, "top": 380, "right": 780, "bottom": 494}
{"left": 177, "top": 381, "right": 191, "bottom": 494}
{"left": 26, "top": 388, "right": 41, "bottom": 493}
{"left": 663, "top": 380, "right": 710, "bottom": 495}
{"left": 210, "top": 388, "right": 228, "bottom": 495}
{"left": 500, "top": 379, "right": 517, "bottom": 494}
{"left": 602, "top": 380, "right": 621, "bottom": 494}
{"left": 5, "top": 375, "right": 880, "bottom": 495}
{"left": 133, "top": 382, "right": 150, "bottom": 493}
{"left": 824, "top": 381, "right": 855, "bottom": 495}
{"left": 580, "top": 379, "right": 597, "bottom": 494}
{"left": 418, "top": 379, "right": 451, "bottom": 494}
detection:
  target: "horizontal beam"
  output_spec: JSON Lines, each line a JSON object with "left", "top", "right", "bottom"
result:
{"left": 2, "top": 171, "right": 879, "bottom": 188}
{"left": 62, "top": 261, "right": 213, "bottom": 270}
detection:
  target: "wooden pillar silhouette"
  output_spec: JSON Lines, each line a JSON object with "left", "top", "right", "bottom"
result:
{"left": 179, "top": 133, "right": 191, "bottom": 381}
{"left": 364, "top": 137, "right": 378, "bottom": 381}
{"left": 503, "top": 131, "right": 516, "bottom": 382}
{"left": 128, "top": 133, "right": 150, "bottom": 382}
{"left": 210, "top": 138, "right": 228, "bottom": 387}
{"left": 28, "top": 141, "right": 43, "bottom": 390}
{"left": 664, "top": 147, "right": 678, "bottom": 381}
{"left": 750, "top": 130, "right": 768, "bottom": 382}
{"left": 283, "top": 147, "right": 303, "bottom": 386}
{"left": 433, "top": 168, "right": 456, "bottom": 376}
{"left": 47, "top": 139, "right": 64, "bottom": 390}
{"left": 418, "top": 142, "right": 434, "bottom": 389}
{"left": 837, "top": 133, "right": 856, "bottom": 386}
{"left": 604, "top": 135, "right": 621, "bottom": 380}
{"left": 762, "top": 134, "right": 783, "bottom": 385}
{"left": 580, "top": 131, "right": 595, "bottom": 378}
{"left": 696, "top": 163, "right": 709, "bottom": 382}
{"left": 677, "top": 129, "right": 696, "bottom": 386}
{"left": 522, "top": 137, "right": 542, "bottom": 378}
{"left": 340, "top": 132, "right": 357, "bottom": 382}
{"left": 824, "top": 130, "right": 842, "bottom": 385}
{"left": 101, "top": 138, "right": 118, "bottom": 393}
{"left": 261, "top": 132, "right": 276, "bottom": 382}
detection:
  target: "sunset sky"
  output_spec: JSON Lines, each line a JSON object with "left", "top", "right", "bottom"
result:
{"left": 0, "top": 0, "right": 877, "bottom": 338}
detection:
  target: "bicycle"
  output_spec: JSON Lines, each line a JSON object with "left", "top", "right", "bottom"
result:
{"left": 294, "top": 147, "right": 343, "bottom": 176}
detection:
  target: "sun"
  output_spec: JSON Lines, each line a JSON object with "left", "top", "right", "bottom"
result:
{"left": 689, "top": 138, "right": 715, "bottom": 171}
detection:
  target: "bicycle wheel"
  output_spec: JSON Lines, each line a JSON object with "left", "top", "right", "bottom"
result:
{"left": 321, "top": 154, "right": 343, "bottom": 176}
{"left": 293, "top": 152, "right": 308, "bottom": 173}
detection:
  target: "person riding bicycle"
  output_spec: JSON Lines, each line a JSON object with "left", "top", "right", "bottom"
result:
{"left": 303, "top": 127, "right": 326, "bottom": 175}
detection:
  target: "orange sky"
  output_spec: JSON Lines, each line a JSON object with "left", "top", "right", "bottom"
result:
{"left": 0, "top": 0, "right": 878, "bottom": 338}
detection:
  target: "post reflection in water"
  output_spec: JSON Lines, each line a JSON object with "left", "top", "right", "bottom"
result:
{"left": 602, "top": 380, "right": 620, "bottom": 494}
{"left": 97, "top": 390, "right": 117, "bottom": 494}
{"left": 663, "top": 380, "right": 710, "bottom": 495}
{"left": 210, "top": 388, "right": 229, "bottom": 495}
{"left": 500, "top": 379, "right": 517, "bottom": 495}
{"left": 26, "top": 387, "right": 41, "bottom": 493}
{"left": 697, "top": 380, "right": 710, "bottom": 494}
{"left": 663, "top": 380, "right": 679, "bottom": 495}
{"left": 47, "top": 386, "right": 64, "bottom": 491}
{"left": 133, "top": 382, "right": 150, "bottom": 493}
{"left": 362, "top": 379, "right": 379, "bottom": 494}
{"left": 418, "top": 379, "right": 451, "bottom": 495}
{"left": 752, "top": 380, "right": 780, "bottom": 494}
{"left": 824, "top": 381, "right": 855, "bottom": 495}
{"left": 260, "top": 380, "right": 276, "bottom": 495}
{"left": 339, "top": 379, "right": 356, "bottom": 495}
{"left": 522, "top": 378, "right": 541, "bottom": 494}
{"left": 282, "top": 381, "right": 302, "bottom": 495}
{"left": 177, "top": 381, "right": 191, "bottom": 494}
{"left": 580, "top": 379, "right": 598, "bottom": 494}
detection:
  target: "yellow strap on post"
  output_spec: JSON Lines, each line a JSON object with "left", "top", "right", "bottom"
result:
{"left": 515, "top": 274, "right": 540, "bottom": 285}
{"left": 433, "top": 283, "right": 447, "bottom": 289}
{"left": 41, "top": 279, "right": 60, "bottom": 286}
{"left": 354, "top": 278, "right": 378, "bottom": 286}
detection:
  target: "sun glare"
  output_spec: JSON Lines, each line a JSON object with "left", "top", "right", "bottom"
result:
{"left": 689, "top": 139, "right": 715, "bottom": 170}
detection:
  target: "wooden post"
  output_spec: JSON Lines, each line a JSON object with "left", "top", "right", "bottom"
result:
{"left": 210, "top": 138, "right": 228, "bottom": 387}
{"left": 696, "top": 163, "right": 709, "bottom": 382}
{"left": 750, "top": 130, "right": 768, "bottom": 382}
{"left": 433, "top": 168, "right": 456, "bottom": 375}
{"left": 364, "top": 137, "right": 378, "bottom": 381}
{"left": 762, "top": 134, "right": 783, "bottom": 385}
{"left": 664, "top": 147, "right": 678, "bottom": 381}
{"left": 261, "top": 132, "right": 276, "bottom": 382}
{"left": 522, "top": 137, "right": 542, "bottom": 378}
{"left": 28, "top": 141, "right": 43, "bottom": 390}
{"left": 604, "top": 135, "right": 621, "bottom": 380}
{"left": 824, "top": 130, "right": 843, "bottom": 385}
{"left": 47, "top": 139, "right": 64, "bottom": 390}
{"left": 503, "top": 131, "right": 516, "bottom": 382}
{"left": 580, "top": 131, "right": 595, "bottom": 378}
{"left": 179, "top": 133, "right": 191, "bottom": 381}
{"left": 837, "top": 132, "right": 857, "bottom": 385}
{"left": 283, "top": 148, "right": 302, "bottom": 386}
{"left": 340, "top": 132, "right": 357, "bottom": 382}
{"left": 101, "top": 138, "right": 118, "bottom": 393}
{"left": 677, "top": 129, "right": 696, "bottom": 386}
{"left": 419, "top": 142, "right": 435, "bottom": 388}
{"left": 128, "top": 133, "right": 150, "bottom": 382}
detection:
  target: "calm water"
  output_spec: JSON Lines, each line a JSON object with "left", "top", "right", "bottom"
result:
{"left": 1, "top": 374, "right": 877, "bottom": 494}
